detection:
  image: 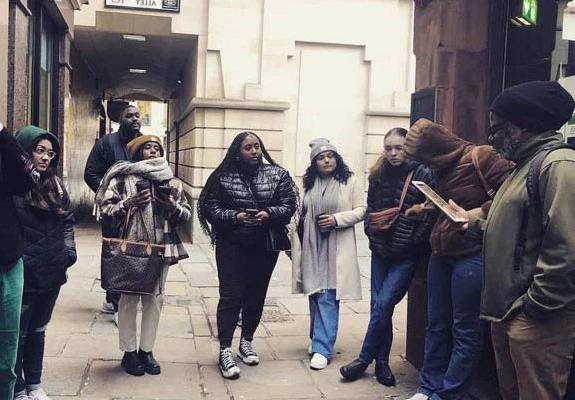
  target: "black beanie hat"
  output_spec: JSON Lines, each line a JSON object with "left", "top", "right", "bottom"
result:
{"left": 490, "top": 81, "right": 575, "bottom": 133}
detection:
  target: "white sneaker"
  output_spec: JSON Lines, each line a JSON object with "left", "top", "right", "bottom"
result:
{"left": 406, "top": 394, "right": 429, "bottom": 400}
{"left": 27, "top": 387, "right": 51, "bottom": 400}
{"left": 310, "top": 353, "right": 328, "bottom": 370}
{"left": 14, "top": 391, "right": 30, "bottom": 400}
{"left": 100, "top": 301, "right": 115, "bottom": 314}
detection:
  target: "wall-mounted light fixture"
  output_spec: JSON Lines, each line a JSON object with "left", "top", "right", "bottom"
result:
{"left": 132, "top": 88, "right": 147, "bottom": 92}
{"left": 510, "top": 0, "right": 538, "bottom": 27}
{"left": 129, "top": 68, "right": 147, "bottom": 74}
{"left": 123, "top": 34, "right": 146, "bottom": 42}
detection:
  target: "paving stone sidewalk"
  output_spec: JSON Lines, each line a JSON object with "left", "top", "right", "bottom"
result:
{"left": 43, "top": 222, "right": 419, "bottom": 400}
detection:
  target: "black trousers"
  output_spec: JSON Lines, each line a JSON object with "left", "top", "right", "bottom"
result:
{"left": 215, "top": 239, "right": 279, "bottom": 347}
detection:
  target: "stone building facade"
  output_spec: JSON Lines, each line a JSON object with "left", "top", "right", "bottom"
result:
{"left": 71, "top": 0, "right": 416, "bottom": 239}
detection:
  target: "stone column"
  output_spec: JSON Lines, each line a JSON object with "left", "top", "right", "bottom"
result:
{"left": 412, "top": 0, "right": 490, "bottom": 143}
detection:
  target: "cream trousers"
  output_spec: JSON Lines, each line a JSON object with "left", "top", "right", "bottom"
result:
{"left": 118, "top": 265, "right": 169, "bottom": 352}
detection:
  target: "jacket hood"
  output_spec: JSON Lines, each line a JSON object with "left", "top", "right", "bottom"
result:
{"left": 16, "top": 125, "right": 60, "bottom": 167}
{"left": 405, "top": 119, "right": 472, "bottom": 170}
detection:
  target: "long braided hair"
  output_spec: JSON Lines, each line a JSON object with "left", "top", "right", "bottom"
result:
{"left": 197, "top": 131, "right": 299, "bottom": 245}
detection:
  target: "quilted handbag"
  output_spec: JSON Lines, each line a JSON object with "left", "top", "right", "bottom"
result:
{"left": 101, "top": 208, "right": 165, "bottom": 295}
{"left": 367, "top": 170, "right": 414, "bottom": 232}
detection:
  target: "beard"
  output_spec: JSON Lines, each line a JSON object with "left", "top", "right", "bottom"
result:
{"left": 494, "top": 134, "right": 523, "bottom": 161}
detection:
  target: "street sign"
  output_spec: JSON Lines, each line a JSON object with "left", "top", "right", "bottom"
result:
{"left": 104, "top": 0, "right": 180, "bottom": 13}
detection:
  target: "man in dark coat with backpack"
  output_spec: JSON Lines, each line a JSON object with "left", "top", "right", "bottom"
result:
{"left": 84, "top": 104, "right": 142, "bottom": 318}
{"left": 457, "top": 81, "right": 575, "bottom": 400}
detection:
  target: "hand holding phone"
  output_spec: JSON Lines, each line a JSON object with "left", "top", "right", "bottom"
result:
{"left": 237, "top": 209, "right": 262, "bottom": 225}
{"left": 129, "top": 180, "right": 152, "bottom": 208}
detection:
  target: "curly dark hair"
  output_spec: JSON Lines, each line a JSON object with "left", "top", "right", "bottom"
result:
{"left": 303, "top": 151, "right": 353, "bottom": 192}
{"left": 197, "top": 131, "right": 299, "bottom": 244}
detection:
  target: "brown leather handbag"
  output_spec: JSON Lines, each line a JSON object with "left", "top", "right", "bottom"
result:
{"left": 101, "top": 208, "right": 166, "bottom": 295}
{"left": 367, "top": 170, "right": 414, "bottom": 232}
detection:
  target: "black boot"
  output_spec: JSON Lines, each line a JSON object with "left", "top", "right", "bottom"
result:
{"left": 375, "top": 362, "right": 396, "bottom": 386}
{"left": 121, "top": 351, "right": 145, "bottom": 376}
{"left": 138, "top": 349, "right": 161, "bottom": 375}
{"left": 339, "top": 358, "right": 369, "bottom": 381}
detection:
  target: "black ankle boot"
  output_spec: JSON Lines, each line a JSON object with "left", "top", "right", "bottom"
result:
{"left": 339, "top": 358, "right": 369, "bottom": 381}
{"left": 121, "top": 351, "right": 145, "bottom": 376}
{"left": 375, "top": 362, "right": 396, "bottom": 386}
{"left": 138, "top": 349, "right": 161, "bottom": 375}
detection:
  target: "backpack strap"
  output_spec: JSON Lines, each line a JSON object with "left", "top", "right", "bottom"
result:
{"left": 526, "top": 142, "right": 573, "bottom": 212}
{"left": 471, "top": 147, "right": 496, "bottom": 199}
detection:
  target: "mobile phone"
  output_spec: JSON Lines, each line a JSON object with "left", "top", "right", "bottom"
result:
{"left": 157, "top": 185, "right": 172, "bottom": 197}
{"left": 411, "top": 181, "right": 468, "bottom": 223}
{"left": 245, "top": 208, "right": 259, "bottom": 216}
{"left": 135, "top": 180, "right": 150, "bottom": 192}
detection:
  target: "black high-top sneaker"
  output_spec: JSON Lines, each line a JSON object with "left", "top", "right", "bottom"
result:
{"left": 238, "top": 337, "right": 259, "bottom": 366}
{"left": 219, "top": 347, "right": 240, "bottom": 379}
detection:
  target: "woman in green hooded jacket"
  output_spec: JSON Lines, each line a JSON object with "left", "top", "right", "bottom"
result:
{"left": 13, "top": 126, "right": 76, "bottom": 400}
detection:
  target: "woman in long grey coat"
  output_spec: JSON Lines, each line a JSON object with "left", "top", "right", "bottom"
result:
{"left": 292, "top": 139, "right": 366, "bottom": 370}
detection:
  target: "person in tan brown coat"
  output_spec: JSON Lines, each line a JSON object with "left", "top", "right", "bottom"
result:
{"left": 403, "top": 119, "right": 512, "bottom": 400}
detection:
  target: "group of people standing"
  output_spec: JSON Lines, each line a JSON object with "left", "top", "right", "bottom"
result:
{"left": 2, "top": 79, "right": 575, "bottom": 400}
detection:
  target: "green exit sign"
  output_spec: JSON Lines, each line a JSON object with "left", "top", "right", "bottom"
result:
{"left": 510, "top": 0, "right": 538, "bottom": 27}
{"left": 522, "top": 0, "right": 538, "bottom": 25}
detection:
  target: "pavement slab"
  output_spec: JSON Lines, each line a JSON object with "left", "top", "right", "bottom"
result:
{"left": 42, "top": 222, "right": 421, "bottom": 400}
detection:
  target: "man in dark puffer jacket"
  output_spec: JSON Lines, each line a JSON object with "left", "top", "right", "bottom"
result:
{"left": 0, "top": 121, "right": 39, "bottom": 400}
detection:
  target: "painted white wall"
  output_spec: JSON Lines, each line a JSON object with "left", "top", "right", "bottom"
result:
{"left": 74, "top": 0, "right": 415, "bottom": 185}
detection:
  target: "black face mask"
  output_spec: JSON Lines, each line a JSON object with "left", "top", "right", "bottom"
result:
{"left": 488, "top": 122, "right": 523, "bottom": 161}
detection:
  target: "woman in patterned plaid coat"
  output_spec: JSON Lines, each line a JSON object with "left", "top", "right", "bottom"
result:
{"left": 96, "top": 135, "right": 190, "bottom": 377}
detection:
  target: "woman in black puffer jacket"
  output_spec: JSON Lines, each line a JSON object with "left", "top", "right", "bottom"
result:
{"left": 13, "top": 126, "right": 76, "bottom": 400}
{"left": 339, "top": 128, "right": 434, "bottom": 387}
{"left": 198, "top": 131, "right": 297, "bottom": 380}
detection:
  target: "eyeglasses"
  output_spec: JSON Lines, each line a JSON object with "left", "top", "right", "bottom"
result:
{"left": 487, "top": 122, "right": 507, "bottom": 137}
{"left": 33, "top": 147, "right": 57, "bottom": 160}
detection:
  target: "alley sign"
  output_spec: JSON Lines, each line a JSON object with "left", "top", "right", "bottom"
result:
{"left": 105, "top": 0, "right": 180, "bottom": 13}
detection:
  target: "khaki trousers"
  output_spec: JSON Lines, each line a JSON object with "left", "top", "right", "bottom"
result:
{"left": 491, "top": 309, "right": 575, "bottom": 400}
{"left": 118, "top": 265, "right": 169, "bottom": 353}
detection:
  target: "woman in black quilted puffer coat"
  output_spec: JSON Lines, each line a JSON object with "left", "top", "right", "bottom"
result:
{"left": 198, "top": 131, "right": 297, "bottom": 380}
{"left": 339, "top": 128, "right": 434, "bottom": 387}
{"left": 12, "top": 126, "right": 76, "bottom": 400}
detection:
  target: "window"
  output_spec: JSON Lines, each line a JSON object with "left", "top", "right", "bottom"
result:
{"left": 28, "top": 1, "right": 58, "bottom": 132}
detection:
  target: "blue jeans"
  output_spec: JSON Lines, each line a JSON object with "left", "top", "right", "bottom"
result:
{"left": 309, "top": 289, "right": 339, "bottom": 359}
{"left": 418, "top": 253, "right": 484, "bottom": 400}
{"left": 14, "top": 288, "right": 60, "bottom": 395}
{"left": 359, "top": 255, "right": 416, "bottom": 365}
{"left": 0, "top": 260, "right": 24, "bottom": 400}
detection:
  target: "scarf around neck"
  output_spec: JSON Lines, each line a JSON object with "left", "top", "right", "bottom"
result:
{"left": 94, "top": 157, "right": 173, "bottom": 211}
{"left": 301, "top": 176, "right": 340, "bottom": 295}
